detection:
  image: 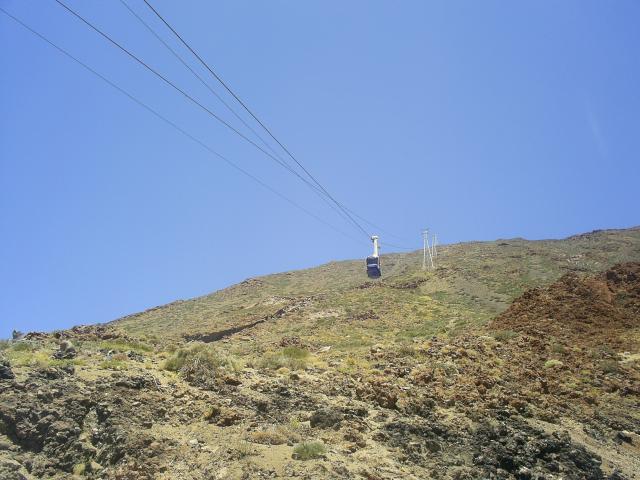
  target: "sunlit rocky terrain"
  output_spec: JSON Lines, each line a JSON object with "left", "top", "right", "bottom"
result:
{"left": 1, "top": 227, "right": 639, "bottom": 479}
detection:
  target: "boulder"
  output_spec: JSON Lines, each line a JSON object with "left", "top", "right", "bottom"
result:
{"left": 0, "top": 360, "right": 14, "bottom": 380}
{"left": 52, "top": 340, "right": 76, "bottom": 360}
{"left": 309, "top": 408, "right": 343, "bottom": 429}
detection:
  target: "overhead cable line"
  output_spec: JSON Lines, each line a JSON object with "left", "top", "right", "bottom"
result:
{"left": 142, "top": 1, "right": 423, "bottom": 251}
{"left": 116, "top": 0, "right": 358, "bottom": 232}
{"left": 118, "top": 0, "right": 284, "bottom": 166}
{"left": 53, "top": 0, "right": 365, "bottom": 237}
{"left": 141, "top": 0, "right": 372, "bottom": 239}
{"left": 341, "top": 205, "right": 416, "bottom": 246}
{"left": 0, "top": 6, "right": 367, "bottom": 248}
{"left": 380, "top": 241, "right": 418, "bottom": 252}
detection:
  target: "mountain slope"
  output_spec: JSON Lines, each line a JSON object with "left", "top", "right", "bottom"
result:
{"left": 1, "top": 226, "right": 640, "bottom": 479}
{"left": 113, "top": 227, "right": 640, "bottom": 349}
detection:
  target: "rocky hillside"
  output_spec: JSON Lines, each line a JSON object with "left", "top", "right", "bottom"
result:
{"left": 493, "top": 261, "right": 640, "bottom": 346}
{"left": 114, "top": 227, "right": 640, "bottom": 343}
{"left": 1, "top": 227, "right": 639, "bottom": 479}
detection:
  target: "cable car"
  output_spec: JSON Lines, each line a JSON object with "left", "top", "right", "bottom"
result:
{"left": 366, "top": 235, "right": 381, "bottom": 278}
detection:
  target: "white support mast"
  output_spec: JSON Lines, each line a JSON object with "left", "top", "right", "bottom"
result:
{"left": 422, "top": 230, "right": 428, "bottom": 270}
{"left": 422, "top": 230, "right": 435, "bottom": 270}
{"left": 371, "top": 235, "right": 379, "bottom": 257}
{"left": 432, "top": 233, "right": 438, "bottom": 264}
{"left": 422, "top": 230, "right": 440, "bottom": 270}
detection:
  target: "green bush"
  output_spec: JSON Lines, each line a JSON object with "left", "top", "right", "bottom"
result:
{"left": 292, "top": 441, "right": 326, "bottom": 460}
{"left": 543, "top": 359, "right": 564, "bottom": 369}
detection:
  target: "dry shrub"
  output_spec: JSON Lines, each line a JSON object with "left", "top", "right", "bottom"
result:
{"left": 249, "top": 425, "right": 301, "bottom": 445}
{"left": 491, "top": 330, "right": 518, "bottom": 342}
{"left": 163, "top": 344, "right": 242, "bottom": 388}
{"left": 249, "top": 429, "right": 287, "bottom": 445}
{"left": 600, "top": 359, "right": 619, "bottom": 374}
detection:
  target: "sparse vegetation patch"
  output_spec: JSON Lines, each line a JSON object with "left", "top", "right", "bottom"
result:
{"left": 99, "top": 359, "right": 127, "bottom": 370}
{"left": 95, "top": 339, "right": 152, "bottom": 353}
{"left": 491, "top": 330, "right": 518, "bottom": 342}
{"left": 10, "top": 341, "right": 36, "bottom": 352}
{"left": 260, "top": 346, "right": 311, "bottom": 370}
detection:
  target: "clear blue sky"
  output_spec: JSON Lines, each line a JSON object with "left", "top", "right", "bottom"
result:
{"left": 1, "top": 0, "right": 638, "bottom": 338}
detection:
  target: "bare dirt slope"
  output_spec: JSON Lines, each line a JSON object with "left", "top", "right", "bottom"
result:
{"left": 492, "top": 261, "right": 640, "bottom": 346}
